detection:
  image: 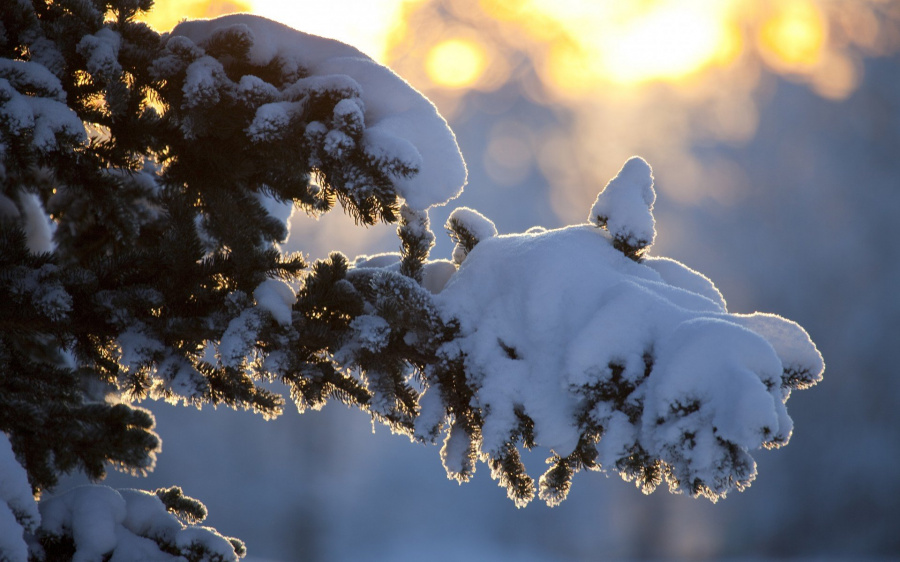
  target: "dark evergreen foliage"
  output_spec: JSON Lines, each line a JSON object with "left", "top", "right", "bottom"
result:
{"left": 155, "top": 485, "right": 207, "bottom": 524}
{"left": 0, "top": 0, "right": 435, "bottom": 556}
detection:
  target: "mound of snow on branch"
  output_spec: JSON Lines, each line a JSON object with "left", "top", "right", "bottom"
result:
{"left": 0, "top": 434, "right": 40, "bottom": 562}
{"left": 170, "top": 14, "right": 467, "bottom": 211}
{"left": 35, "top": 486, "right": 242, "bottom": 561}
{"left": 433, "top": 156, "right": 823, "bottom": 502}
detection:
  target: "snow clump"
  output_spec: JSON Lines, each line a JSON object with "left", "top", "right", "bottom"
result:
{"left": 445, "top": 207, "right": 498, "bottom": 265}
{"left": 589, "top": 156, "right": 656, "bottom": 259}
{"left": 0, "top": 434, "right": 40, "bottom": 562}
{"left": 32, "top": 485, "right": 243, "bottom": 561}
{"left": 169, "top": 14, "right": 467, "bottom": 211}
{"left": 431, "top": 156, "right": 823, "bottom": 504}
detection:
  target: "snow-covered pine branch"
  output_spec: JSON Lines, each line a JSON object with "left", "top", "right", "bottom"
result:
{"left": 159, "top": 13, "right": 466, "bottom": 220}
{"left": 341, "top": 157, "right": 823, "bottom": 507}
{"left": 1, "top": 4, "right": 823, "bottom": 559}
{"left": 36, "top": 485, "right": 245, "bottom": 561}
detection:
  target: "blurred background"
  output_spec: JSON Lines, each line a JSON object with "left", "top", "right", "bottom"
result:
{"left": 75, "top": 0, "right": 900, "bottom": 560}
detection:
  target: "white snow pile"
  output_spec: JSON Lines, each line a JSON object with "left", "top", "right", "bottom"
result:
{"left": 168, "top": 14, "right": 467, "bottom": 211}
{"left": 1, "top": 440, "right": 224, "bottom": 562}
{"left": 0, "top": 191, "right": 56, "bottom": 253}
{"left": 216, "top": 279, "right": 296, "bottom": 366}
{"left": 0, "top": 433, "right": 40, "bottom": 562}
{"left": 76, "top": 28, "right": 122, "bottom": 80}
{"left": 0, "top": 58, "right": 86, "bottom": 152}
{"left": 353, "top": 252, "right": 457, "bottom": 295}
{"left": 32, "top": 485, "right": 242, "bottom": 561}
{"left": 432, "top": 157, "right": 824, "bottom": 502}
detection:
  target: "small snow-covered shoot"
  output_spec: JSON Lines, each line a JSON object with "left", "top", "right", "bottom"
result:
{"left": 590, "top": 156, "right": 657, "bottom": 260}
{"left": 398, "top": 204, "right": 436, "bottom": 283}
{"left": 446, "top": 206, "right": 498, "bottom": 265}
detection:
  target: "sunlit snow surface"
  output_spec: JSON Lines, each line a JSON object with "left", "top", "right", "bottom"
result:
{"left": 436, "top": 218, "right": 822, "bottom": 499}
{"left": 350, "top": 156, "right": 823, "bottom": 503}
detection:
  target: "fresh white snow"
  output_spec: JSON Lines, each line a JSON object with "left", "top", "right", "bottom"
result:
{"left": 430, "top": 158, "right": 822, "bottom": 499}
{"left": 0, "top": 434, "right": 39, "bottom": 562}
{"left": 0, "top": 59, "right": 86, "bottom": 151}
{"left": 589, "top": 156, "right": 656, "bottom": 252}
{"left": 253, "top": 278, "right": 296, "bottom": 327}
{"left": 37, "top": 486, "right": 240, "bottom": 561}
{"left": 169, "top": 14, "right": 467, "bottom": 211}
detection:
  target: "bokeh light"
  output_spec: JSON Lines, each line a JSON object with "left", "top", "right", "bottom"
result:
{"left": 374, "top": 0, "right": 900, "bottom": 224}
{"left": 758, "top": 0, "right": 827, "bottom": 68}
{"left": 531, "top": 0, "right": 741, "bottom": 86}
{"left": 142, "top": 0, "right": 898, "bottom": 102}
{"left": 425, "top": 38, "right": 489, "bottom": 88}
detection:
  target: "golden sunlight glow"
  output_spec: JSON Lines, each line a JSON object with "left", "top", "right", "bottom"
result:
{"left": 590, "top": 2, "right": 737, "bottom": 84}
{"left": 140, "top": 0, "right": 251, "bottom": 32}
{"left": 426, "top": 38, "right": 489, "bottom": 88}
{"left": 247, "top": 0, "right": 412, "bottom": 59}
{"left": 145, "top": 0, "right": 413, "bottom": 61}
{"left": 521, "top": 0, "right": 742, "bottom": 87}
{"left": 146, "top": 0, "right": 743, "bottom": 88}
{"left": 759, "top": 0, "right": 827, "bottom": 68}
{"left": 147, "top": 0, "right": 886, "bottom": 102}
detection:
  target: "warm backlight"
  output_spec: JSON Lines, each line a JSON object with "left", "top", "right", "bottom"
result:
{"left": 425, "top": 38, "right": 489, "bottom": 89}
{"left": 515, "top": 0, "right": 742, "bottom": 87}
{"left": 145, "top": 0, "right": 859, "bottom": 100}
{"left": 139, "top": 0, "right": 251, "bottom": 32}
{"left": 759, "top": 0, "right": 827, "bottom": 68}
{"left": 141, "top": 0, "right": 412, "bottom": 61}
{"left": 588, "top": 2, "right": 736, "bottom": 84}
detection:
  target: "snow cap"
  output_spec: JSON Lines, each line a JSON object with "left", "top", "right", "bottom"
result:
{"left": 169, "top": 14, "right": 467, "bottom": 211}
{"left": 446, "top": 206, "right": 498, "bottom": 264}
{"left": 589, "top": 156, "right": 656, "bottom": 255}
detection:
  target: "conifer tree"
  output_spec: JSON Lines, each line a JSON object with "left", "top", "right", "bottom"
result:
{"left": 0, "top": 2, "right": 823, "bottom": 559}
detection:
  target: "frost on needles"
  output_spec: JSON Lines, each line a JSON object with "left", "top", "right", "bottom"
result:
{"left": 0, "top": 5, "right": 822, "bottom": 560}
